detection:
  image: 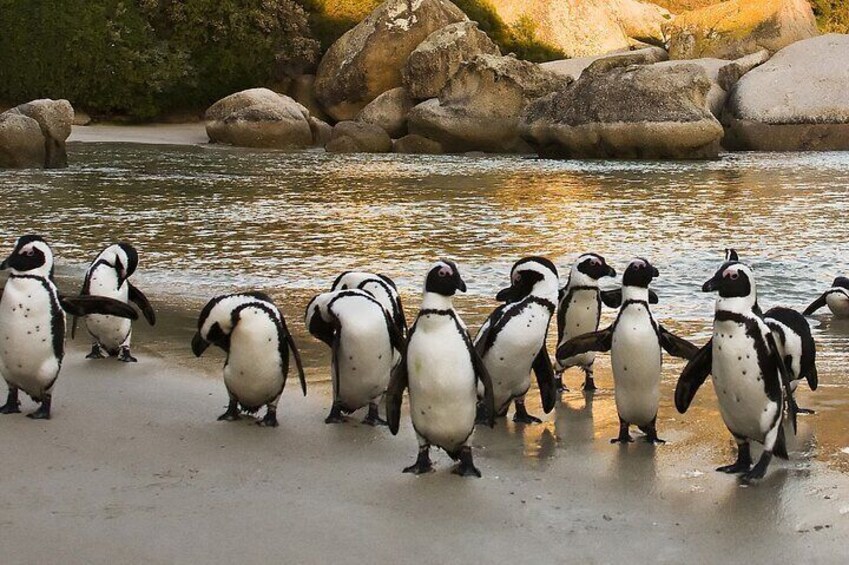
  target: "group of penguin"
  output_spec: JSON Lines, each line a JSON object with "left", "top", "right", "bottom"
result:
{"left": 2, "top": 235, "right": 847, "bottom": 483}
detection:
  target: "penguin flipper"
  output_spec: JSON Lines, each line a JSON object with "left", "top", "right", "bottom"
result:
{"left": 471, "top": 346, "right": 496, "bottom": 428}
{"left": 802, "top": 292, "right": 828, "bottom": 316}
{"left": 279, "top": 311, "right": 307, "bottom": 397}
{"left": 386, "top": 350, "right": 409, "bottom": 436}
{"left": 127, "top": 282, "right": 156, "bottom": 325}
{"left": 305, "top": 301, "right": 335, "bottom": 347}
{"left": 658, "top": 326, "right": 700, "bottom": 360}
{"left": 674, "top": 339, "right": 713, "bottom": 414}
{"left": 59, "top": 295, "right": 139, "bottom": 320}
{"left": 766, "top": 332, "right": 798, "bottom": 434}
{"left": 555, "top": 326, "right": 613, "bottom": 363}
{"left": 805, "top": 363, "right": 818, "bottom": 392}
{"left": 384, "top": 311, "right": 406, "bottom": 357}
{"left": 532, "top": 344, "right": 556, "bottom": 414}
{"left": 600, "top": 289, "right": 621, "bottom": 309}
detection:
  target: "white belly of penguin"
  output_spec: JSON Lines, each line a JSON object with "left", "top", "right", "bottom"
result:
{"left": 224, "top": 324, "right": 284, "bottom": 410}
{"left": 484, "top": 305, "right": 549, "bottom": 411}
{"left": 827, "top": 293, "right": 849, "bottom": 318}
{"left": 560, "top": 291, "right": 599, "bottom": 369}
{"left": 0, "top": 277, "right": 62, "bottom": 397}
{"left": 408, "top": 317, "right": 476, "bottom": 452}
{"left": 334, "top": 323, "right": 393, "bottom": 411}
{"left": 711, "top": 322, "right": 778, "bottom": 442}
{"left": 610, "top": 307, "right": 661, "bottom": 426}
{"left": 85, "top": 272, "right": 131, "bottom": 351}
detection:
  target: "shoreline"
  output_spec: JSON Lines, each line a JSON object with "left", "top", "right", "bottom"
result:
{"left": 67, "top": 123, "right": 209, "bottom": 146}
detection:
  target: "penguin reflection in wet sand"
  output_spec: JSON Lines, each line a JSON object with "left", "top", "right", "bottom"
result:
{"left": 0, "top": 235, "right": 138, "bottom": 419}
{"left": 474, "top": 257, "right": 558, "bottom": 423}
{"left": 554, "top": 254, "right": 617, "bottom": 392}
{"left": 556, "top": 259, "right": 697, "bottom": 443}
{"left": 803, "top": 276, "right": 849, "bottom": 319}
{"left": 387, "top": 260, "right": 495, "bottom": 477}
{"left": 192, "top": 292, "right": 306, "bottom": 426}
{"left": 676, "top": 261, "right": 798, "bottom": 481}
{"left": 72, "top": 243, "right": 156, "bottom": 362}
{"left": 305, "top": 289, "right": 404, "bottom": 425}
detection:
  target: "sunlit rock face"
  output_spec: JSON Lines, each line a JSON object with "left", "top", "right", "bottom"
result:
{"left": 520, "top": 63, "right": 723, "bottom": 159}
{"left": 356, "top": 87, "right": 416, "bottom": 138}
{"left": 314, "top": 0, "right": 467, "bottom": 122}
{"left": 0, "top": 99, "right": 73, "bottom": 169}
{"left": 664, "top": 0, "right": 818, "bottom": 60}
{"left": 723, "top": 34, "right": 849, "bottom": 151}
{"left": 205, "top": 88, "right": 325, "bottom": 149}
{"left": 486, "top": 0, "right": 671, "bottom": 58}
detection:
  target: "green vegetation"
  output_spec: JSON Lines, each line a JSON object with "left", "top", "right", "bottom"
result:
{"left": 810, "top": 0, "right": 849, "bottom": 33}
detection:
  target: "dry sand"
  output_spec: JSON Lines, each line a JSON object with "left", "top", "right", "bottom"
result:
{"left": 1, "top": 326, "right": 848, "bottom": 564}
{"left": 68, "top": 123, "right": 208, "bottom": 146}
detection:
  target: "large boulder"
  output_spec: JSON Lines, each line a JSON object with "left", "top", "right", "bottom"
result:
{"left": 402, "top": 21, "right": 500, "bottom": 100}
{"left": 325, "top": 121, "right": 393, "bottom": 153}
{"left": 314, "top": 0, "right": 467, "bottom": 122}
{"left": 0, "top": 112, "right": 46, "bottom": 168}
{"left": 542, "top": 46, "right": 668, "bottom": 82}
{"left": 288, "top": 74, "right": 330, "bottom": 122}
{"left": 205, "top": 88, "right": 319, "bottom": 149}
{"left": 408, "top": 54, "right": 568, "bottom": 153}
{"left": 665, "top": 0, "right": 818, "bottom": 60}
{"left": 723, "top": 34, "right": 849, "bottom": 151}
{"left": 486, "top": 0, "right": 671, "bottom": 58}
{"left": 7, "top": 99, "right": 73, "bottom": 168}
{"left": 520, "top": 63, "right": 724, "bottom": 159}
{"left": 356, "top": 87, "right": 416, "bottom": 138}
{"left": 393, "top": 134, "right": 443, "bottom": 154}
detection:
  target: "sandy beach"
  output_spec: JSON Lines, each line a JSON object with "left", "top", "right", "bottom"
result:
{"left": 68, "top": 123, "right": 209, "bottom": 146}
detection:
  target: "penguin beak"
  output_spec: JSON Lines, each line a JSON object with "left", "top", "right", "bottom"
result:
{"left": 115, "top": 257, "right": 128, "bottom": 288}
{"left": 0, "top": 256, "right": 7, "bottom": 270}
{"left": 495, "top": 285, "right": 514, "bottom": 302}
{"left": 652, "top": 267, "right": 660, "bottom": 278}
{"left": 605, "top": 265, "right": 616, "bottom": 277}
{"left": 191, "top": 332, "right": 210, "bottom": 357}
{"left": 456, "top": 276, "right": 467, "bottom": 293}
{"left": 702, "top": 274, "right": 721, "bottom": 293}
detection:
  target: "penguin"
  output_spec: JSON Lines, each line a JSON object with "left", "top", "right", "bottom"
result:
{"left": 386, "top": 260, "right": 495, "bottom": 477}
{"left": 675, "top": 261, "right": 798, "bottom": 481}
{"left": 72, "top": 242, "right": 156, "bottom": 362}
{"left": 556, "top": 258, "right": 697, "bottom": 443}
{"left": 474, "top": 257, "right": 558, "bottom": 423}
{"left": 305, "top": 289, "right": 404, "bottom": 425}
{"left": 331, "top": 271, "right": 407, "bottom": 337}
{"left": 192, "top": 292, "right": 306, "bottom": 426}
{"left": 0, "top": 235, "right": 138, "bottom": 419}
{"left": 803, "top": 277, "right": 849, "bottom": 319}
{"left": 764, "top": 306, "right": 818, "bottom": 414}
{"left": 553, "top": 253, "right": 616, "bottom": 392}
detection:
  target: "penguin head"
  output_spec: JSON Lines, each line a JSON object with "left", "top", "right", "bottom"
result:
{"left": 571, "top": 253, "right": 616, "bottom": 286}
{"left": 98, "top": 242, "right": 138, "bottom": 287}
{"left": 304, "top": 292, "right": 337, "bottom": 347}
{"left": 424, "top": 260, "right": 465, "bottom": 297}
{"left": 702, "top": 261, "right": 756, "bottom": 300}
{"left": 724, "top": 248, "right": 739, "bottom": 262}
{"left": 496, "top": 256, "right": 558, "bottom": 303}
{"left": 193, "top": 293, "right": 274, "bottom": 356}
{"left": 832, "top": 276, "right": 849, "bottom": 290}
{"left": 622, "top": 258, "right": 659, "bottom": 288}
{"left": 1, "top": 235, "right": 53, "bottom": 277}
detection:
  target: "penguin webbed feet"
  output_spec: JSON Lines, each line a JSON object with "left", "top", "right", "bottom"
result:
{"left": 474, "top": 401, "right": 492, "bottom": 425}
{"left": 638, "top": 421, "right": 665, "bottom": 445}
{"left": 324, "top": 402, "right": 346, "bottom": 424}
{"left": 217, "top": 399, "right": 241, "bottom": 422}
{"left": 581, "top": 368, "right": 597, "bottom": 392}
{"left": 716, "top": 442, "right": 752, "bottom": 474}
{"left": 741, "top": 452, "right": 772, "bottom": 482}
{"left": 256, "top": 408, "right": 278, "bottom": 427}
{"left": 86, "top": 344, "right": 106, "bottom": 360}
{"left": 796, "top": 406, "right": 815, "bottom": 415}
{"left": 403, "top": 447, "right": 434, "bottom": 475}
{"left": 451, "top": 447, "right": 482, "bottom": 478}
{"left": 512, "top": 401, "right": 542, "bottom": 424}
{"left": 118, "top": 346, "right": 137, "bottom": 363}
{"left": 26, "top": 396, "right": 51, "bottom": 420}
{"left": 610, "top": 419, "right": 633, "bottom": 444}
{"left": 362, "top": 403, "right": 388, "bottom": 427}
{"left": 555, "top": 374, "right": 568, "bottom": 393}
{"left": 0, "top": 388, "right": 21, "bottom": 414}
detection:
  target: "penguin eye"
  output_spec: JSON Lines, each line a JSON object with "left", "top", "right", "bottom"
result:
{"left": 22, "top": 249, "right": 34, "bottom": 257}
{"left": 729, "top": 272, "right": 739, "bottom": 280}
{"left": 437, "top": 268, "right": 449, "bottom": 278}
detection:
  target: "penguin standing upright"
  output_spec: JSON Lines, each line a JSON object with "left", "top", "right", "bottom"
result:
{"left": 192, "top": 292, "right": 306, "bottom": 426}
{"left": 305, "top": 289, "right": 404, "bottom": 425}
{"left": 386, "top": 260, "right": 495, "bottom": 477}
{"left": 554, "top": 254, "right": 616, "bottom": 391}
{"left": 0, "top": 235, "right": 138, "bottom": 419}
{"left": 73, "top": 243, "right": 156, "bottom": 362}
{"left": 557, "top": 259, "right": 697, "bottom": 443}
{"left": 331, "top": 271, "right": 407, "bottom": 337}
{"left": 676, "top": 261, "right": 798, "bottom": 481}
{"left": 474, "top": 257, "right": 558, "bottom": 423}
{"left": 803, "top": 277, "right": 849, "bottom": 319}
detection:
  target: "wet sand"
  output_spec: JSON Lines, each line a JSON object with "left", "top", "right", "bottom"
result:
{"left": 68, "top": 123, "right": 208, "bottom": 145}
{"left": 1, "top": 318, "right": 848, "bottom": 564}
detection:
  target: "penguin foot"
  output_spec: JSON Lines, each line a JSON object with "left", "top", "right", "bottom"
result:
{"left": 403, "top": 449, "right": 434, "bottom": 475}
{"left": 324, "top": 402, "right": 346, "bottom": 424}
{"left": 474, "top": 401, "right": 493, "bottom": 425}
{"left": 362, "top": 403, "right": 388, "bottom": 427}
{"left": 716, "top": 462, "right": 750, "bottom": 474}
{"left": 26, "top": 398, "right": 51, "bottom": 420}
{"left": 0, "top": 401, "right": 21, "bottom": 414}
{"left": 555, "top": 376, "right": 569, "bottom": 393}
{"left": 741, "top": 452, "right": 772, "bottom": 482}
{"left": 582, "top": 378, "right": 597, "bottom": 392}
{"left": 512, "top": 412, "right": 542, "bottom": 424}
{"left": 797, "top": 406, "right": 815, "bottom": 415}
{"left": 117, "top": 347, "right": 138, "bottom": 363}
{"left": 86, "top": 344, "right": 106, "bottom": 359}
{"left": 256, "top": 410, "right": 278, "bottom": 427}
{"left": 452, "top": 447, "right": 482, "bottom": 478}
{"left": 217, "top": 408, "right": 241, "bottom": 422}
{"left": 610, "top": 435, "right": 634, "bottom": 444}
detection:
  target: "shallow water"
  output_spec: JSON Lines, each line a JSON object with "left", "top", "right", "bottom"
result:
{"left": 1, "top": 142, "right": 848, "bottom": 473}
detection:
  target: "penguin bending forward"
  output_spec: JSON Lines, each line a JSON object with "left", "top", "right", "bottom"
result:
{"left": 331, "top": 271, "right": 407, "bottom": 337}
{"left": 474, "top": 257, "right": 558, "bottom": 423}
{"left": 192, "top": 292, "right": 306, "bottom": 426}
{"left": 764, "top": 306, "right": 818, "bottom": 414}
{"left": 72, "top": 243, "right": 156, "bottom": 362}
{"left": 554, "top": 254, "right": 616, "bottom": 392}
{"left": 803, "top": 276, "right": 849, "bottom": 319}
{"left": 386, "top": 260, "right": 495, "bottom": 477}
{"left": 305, "top": 289, "right": 404, "bottom": 425}
{"left": 557, "top": 259, "right": 697, "bottom": 443}
{"left": 675, "top": 261, "right": 798, "bottom": 481}
{"left": 0, "top": 235, "right": 138, "bottom": 419}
